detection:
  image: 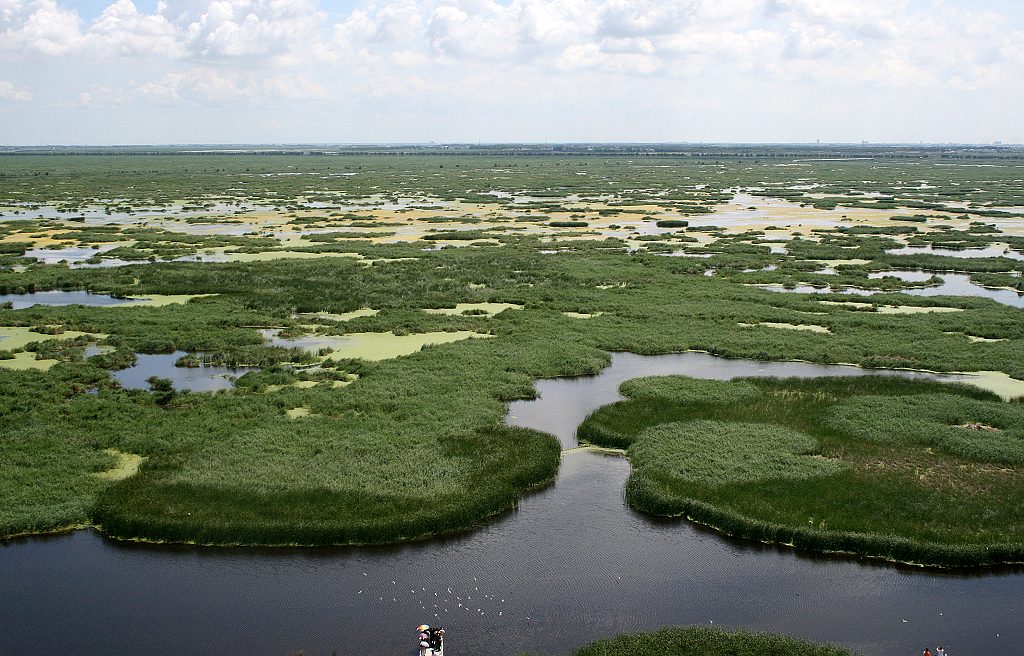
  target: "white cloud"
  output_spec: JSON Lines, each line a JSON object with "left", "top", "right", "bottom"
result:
{"left": 184, "top": 0, "right": 327, "bottom": 61}
{"left": 90, "top": 0, "right": 183, "bottom": 57}
{"left": 0, "top": 79, "right": 32, "bottom": 101}
{"left": 133, "top": 67, "right": 327, "bottom": 106}
{"left": 0, "top": 0, "right": 85, "bottom": 56}
{"left": 1, "top": 0, "right": 1023, "bottom": 144}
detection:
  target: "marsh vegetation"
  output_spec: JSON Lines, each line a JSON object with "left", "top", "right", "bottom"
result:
{"left": 1, "top": 147, "right": 1022, "bottom": 560}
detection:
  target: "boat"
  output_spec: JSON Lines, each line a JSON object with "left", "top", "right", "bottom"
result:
{"left": 416, "top": 624, "right": 444, "bottom": 656}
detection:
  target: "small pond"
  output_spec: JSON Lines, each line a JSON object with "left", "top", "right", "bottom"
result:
{"left": 0, "top": 290, "right": 144, "bottom": 309}
{"left": 868, "top": 270, "right": 1024, "bottom": 309}
{"left": 886, "top": 245, "right": 1024, "bottom": 261}
{"left": 112, "top": 351, "right": 258, "bottom": 391}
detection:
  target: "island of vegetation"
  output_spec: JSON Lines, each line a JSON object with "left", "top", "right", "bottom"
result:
{"left": 571, "top": 626, "right": 855, "bottom": 656}
{"left": 1, "top": 146, "right": 1022, "bottom": 569}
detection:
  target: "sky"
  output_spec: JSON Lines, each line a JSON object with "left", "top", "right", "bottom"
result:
{"left": 0, "top": 0, "right": 1022, "bottom": 145}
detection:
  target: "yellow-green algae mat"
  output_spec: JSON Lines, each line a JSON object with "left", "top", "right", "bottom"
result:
{"left": 94, "top": 449, "right": 145, "bottom": 481}
{"left": 738, "top": 322, "right": 831, "bottom": 334}
{"left": 422, "top": 303, "right": 522, "bottom": 317}
{"left": 298, "top": 308, "right": 379, "bottom": 322}
{"left": 0, "top": 326, "right": 108, "bottom": 371}
{"left": 312, "top": 331, "right": 492, "bottom": 361}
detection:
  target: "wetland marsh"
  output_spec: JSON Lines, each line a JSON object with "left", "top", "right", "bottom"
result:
{"left": 2, "top": 146, "right": 1024, "bottom": 654}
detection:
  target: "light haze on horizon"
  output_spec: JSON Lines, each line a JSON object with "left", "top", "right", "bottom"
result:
{"left": 1, "top": 0, "right": 1022, "bottom": 146}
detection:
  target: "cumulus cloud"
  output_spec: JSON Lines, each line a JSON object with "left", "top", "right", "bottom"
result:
{"left": 0, "top": 79, "right": 32, "bottom": 102}
{"left": 132, "top": 67, "right": 328, "bottom": 106}
{"left": 0, "top": 0, "right": 1021, "bottom": 113}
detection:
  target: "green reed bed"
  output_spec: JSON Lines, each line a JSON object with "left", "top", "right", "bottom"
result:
{"left": 579, "top": 376, "right": 1024, "bottom": 567}
{"left": 573, "top": 626, "right": 855, "bottom": 656}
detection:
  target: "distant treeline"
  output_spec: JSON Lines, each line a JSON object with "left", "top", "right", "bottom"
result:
{"left": 2, "top": 144, "right": 1022, "bottom": 159}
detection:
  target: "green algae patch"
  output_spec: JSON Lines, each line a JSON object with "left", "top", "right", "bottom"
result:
{"left": 282, "top": 331, "right": 493, "bottom": 361}
{"left": 122, "top": 294, "right": 216, "bottom": 307}
{"left": 944, "top": 332, "right": 1008, "bottom": 344}
{"left": 0, "top": 350, "right": 59, "bottom": 370}
{"left": 300, "top": 308, "right": 379, "bottom": 322}
{"left": 0, "top": 326, "right": 99, "bottom": 350}
{"left": 819, "top": 301, "right": 964, "bottom": 314}
{"left": 94, "top": 449, "right": 145, "bottom": 482}
{"left": 875, "top": 305, "right": 964, "bottom": 315}
{"left": 819, "top": 300, "right": 873, "bottom": 310}
{"left": 738, "top": 322, "right": 831, "bottom": 334}
{"left": 945, "top": 371, "right": 1024, "bottom": 401}
{"left": 263, "top": 380, "right": 321, "bottom": 393}
{"left": 967, "top": 335, "right": 1008, "bottom": 343}
{"left": 422, "top": 302, "right": 522, "bottom": 317}
{"left": 224, "top": 251, "right": 363, "bottom": 263}
{"left": 812, "top": 258, "right": 872, "bottom": 267}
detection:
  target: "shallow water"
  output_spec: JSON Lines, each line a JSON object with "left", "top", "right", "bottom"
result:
{"left": 112, "top": 351, "right": 257, "bottom": 391}
{"left": 869, "top": 270, "right": 1024, "bottom": 309}
{"left": 2, "top": 353, "right": 1023, "bottom": 656}
{"left": 24, "top": 244, "right": 122, "bottom": 264}
{"left": 0, "top": 290, "right": 143, "bottom": 309}
{"left": 886, "top": 245, "right": 1024, "bottom": 261}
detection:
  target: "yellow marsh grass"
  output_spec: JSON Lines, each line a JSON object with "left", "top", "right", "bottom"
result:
{"left": 123, "top": 294, "right": 215, "bottom": 307}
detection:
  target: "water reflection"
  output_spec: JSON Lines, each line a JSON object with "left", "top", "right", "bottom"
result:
{"left": 0, "top": 290, "right": 142, "bottom": 309}
{"left": 112, "top": 351, "right": 257, "bottom": 391}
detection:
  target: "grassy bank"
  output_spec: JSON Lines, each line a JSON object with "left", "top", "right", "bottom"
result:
{"left": 578, "top": 376, "right": 1024, "bottom": 567}
{"left": 572, "top": 626, "right": 856, "bottom": 656}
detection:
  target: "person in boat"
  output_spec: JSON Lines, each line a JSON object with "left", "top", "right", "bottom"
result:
{"left": 429, "top": 627, "right": 444, "bottom": 651}
{"left": 417, "top": 624, "right": 431, "bottom": 650}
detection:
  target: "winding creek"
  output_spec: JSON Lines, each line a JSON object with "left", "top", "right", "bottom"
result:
{"left": 2, "top": 353, "right": 1024, "bottom": 655}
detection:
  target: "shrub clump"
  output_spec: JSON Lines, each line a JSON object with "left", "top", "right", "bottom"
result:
{"left": 620, "top": 375, "right": 762, "bottom": 405}
{"left": 575, "top": 626, "right": 855, "bottom": 656}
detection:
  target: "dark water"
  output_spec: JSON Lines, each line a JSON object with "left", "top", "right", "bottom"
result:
{"left": 112, "top": 351, "right": 257, "bottom": 391}
{"left": 2, "top": 353, "right": 1023, "bottom": 656}
{"left": 0, "top": 290, "right": 142, "bottom": 309}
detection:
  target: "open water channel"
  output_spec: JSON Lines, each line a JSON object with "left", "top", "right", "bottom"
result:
{"left": 3, "top": 352, "right": 1023, "bottom": 656}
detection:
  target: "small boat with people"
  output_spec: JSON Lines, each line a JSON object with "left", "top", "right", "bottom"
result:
{"left": 416, "top": 624, "right": 444, "bottom": 656}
